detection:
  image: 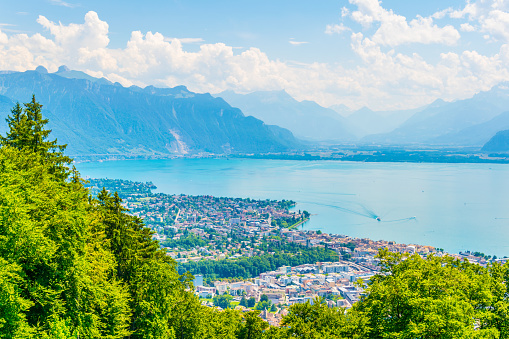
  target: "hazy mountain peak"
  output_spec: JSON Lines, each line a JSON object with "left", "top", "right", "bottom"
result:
{"left": 35, "top": 66, "right": 48, "bottom": 74}
{"left": 427, "top": 98, "right": 446, "bottom": 107}
{"left": 57, "top": 65, "right": 71, "bottom": 73}
{"left": 356, "top": 106, "right": 374, "bottom": 114}
{"left": 329, "top": 104, "right": 353, "bottom": 117}
{"left": 215, "top": 89, "right": 356, "bottom": 142}
{"left": 51, "top": 66, "right": 112, "bottom": 85}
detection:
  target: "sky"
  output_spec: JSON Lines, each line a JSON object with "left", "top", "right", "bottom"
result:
{"left": 1, "top": 0, "right": 509, "bottom": 110}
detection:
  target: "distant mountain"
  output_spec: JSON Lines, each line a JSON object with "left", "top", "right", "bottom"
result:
{"left": 329, "top": 104, "right": 353, "bottom": 117}
{"left": 345, "top": 107, "right": 417, "bottom": 138}
{"left": 482, "top": 130, "right": 509, "bottom": 152}
{"left": 54, "top": 65, "right": 112, "bottom": 85}
{"left": 0, "top": 67, "right": 300, "bottom": 157}
{"left": 363, "top": 84, "right": 509, "bottom": 145}
{"left": 431, "top": 111, "right": 509, "bottom": 146}
{"left": 217, "top": 90, "right": 357, "bottom": 142}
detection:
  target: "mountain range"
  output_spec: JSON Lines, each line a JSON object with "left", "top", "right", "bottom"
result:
{"left": 2, "top": 66, "right": 508, "bottom": 157}
{"left": 217, "top": 90, "right": 357, "bottom": 142}
{"left": 216, "top": 90, "right": 433, "bottom": 142}
{"left": 363, "top": 84, "right": 509, "bottom": 147}
{"left": 341, "top": 106, "right": 418, "bottom": 138}
{"left": 0, "top": 67, "right": 300, "bottom": 158}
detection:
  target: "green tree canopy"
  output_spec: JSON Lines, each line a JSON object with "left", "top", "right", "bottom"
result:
{"left": 1, "top": 95, "right": 71, "bottom": 175}
{"left": 351, "top": 249, "right": 509, "bottom": 338}
{"left": 213, "top": 294, "right": 233, "bottom": 309}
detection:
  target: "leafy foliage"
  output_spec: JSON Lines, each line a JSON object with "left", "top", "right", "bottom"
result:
{"left": 351, "top": 249, "right": 509, "bottom": 338}
{"left": 1, "top": 95, "right": 71, "bottom": 176}
{"left": 213, "top": 294, "right": 233, "bottom": 309}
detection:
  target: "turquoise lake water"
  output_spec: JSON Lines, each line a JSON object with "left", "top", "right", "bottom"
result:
{"left": 76, "top": 158, "right": 509, "bottom": 257}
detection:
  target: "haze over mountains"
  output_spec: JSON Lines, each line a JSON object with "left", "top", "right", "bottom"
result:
{"left": 217, "top": 90, "right": 357, "bottom": 142}
{"left": 217, "top": 85, "right": 509, "bottom": 150}
{"left": 216, "top": 91, "right": 419, "bottom": 141}
{"left": 1, "top": 66, "right": 509, "bottom": 157}
{"left": 338, "top": 107, "right": 418, "bottom": 138}
{"left": 363, "top": 84, "right": 509, "bottom": 147}
{"left": 0, "top": 67, "right": 299, "bottom": 157}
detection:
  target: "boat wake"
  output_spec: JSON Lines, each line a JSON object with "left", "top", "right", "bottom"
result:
{"left": 303, "top": 200, "right": 416, "bottom": 224}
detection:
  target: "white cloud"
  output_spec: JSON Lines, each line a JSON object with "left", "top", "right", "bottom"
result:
{"left": 451, "top": 0, "right": 509, "bottom": 42}
{"left": 346, "top": 0, "right": 460, "bottom": 46}
{"left": 349, "top": 0, "right": 385, "bottom": 27}
{"left": 0, "top": 30, "right": 8, "bottom": 44}
{"left": 164, "top": 37, "right": 204, "bottom": 44}
{"left": 372, "top": 15, "right": 460, "bottom": 46}
{"left": 1, "top": 10, "right": 509, "bottom": 111}
{"left": 105, "top": 72, "right": 134, "bottom": 87}
{"left": 431, "top": 8, "right": 452, "bottom": 19}
{"left": 38, "top": 11, "right": 109, "bottom": 50}
{"left": 289, "top": 40, "right": 308, "bottom": 45}
{"left": 481, "top": 9, "right": 509, "bottom": 41}
{"left": 49, "top": 0, "right": 79, "bottom": 8}
{"left": 325, "top": 23, "right": 350, "bottom": 35}
{"left": 460, "top": 23, "right": 476, "bottom": 32}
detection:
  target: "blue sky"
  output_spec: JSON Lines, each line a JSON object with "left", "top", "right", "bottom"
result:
{"left": 1, "top": 0, "right": 508, "bottom": 110}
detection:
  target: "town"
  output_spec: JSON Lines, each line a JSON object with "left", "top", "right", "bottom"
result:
{"left": 86, "top": 178, "right": 504, "bottom": 326}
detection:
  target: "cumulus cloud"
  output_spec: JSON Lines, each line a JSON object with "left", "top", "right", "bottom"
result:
{"left": 451, "top": 0, "right": 509, "bottom": 42}
{"left": 460, "top": 23, "right": 476, "bottom": 32}
{"left": 325, "top": 23, "right": 350, "bottom": 35}
{"left": 1, "top": 10, "right": 509, "bottom": 111}
{"left": 346, "top": 0, "right": 461, "bottom": 46}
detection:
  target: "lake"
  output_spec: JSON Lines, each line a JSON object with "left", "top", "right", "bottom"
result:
{"left": 76, "top": 158, "right": 509, "bottom": 257}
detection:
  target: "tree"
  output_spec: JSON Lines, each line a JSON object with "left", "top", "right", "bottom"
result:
{"left": 279, "top": 297, "right": 365, "bottom": 338}
{"left": 240, "top": 296, "right": 248, "bottom": 307}
{"left": 0, "top": 144, "right": 131, "bottom": 337}
{"left": 238, "top": 311, "right": 268, "bottom": 339}
{"left": 255, "top": 300, "right": 272, "bottom": 311}
{"left": 1, "top": 95, "right": 71, "bottom": 174}
{"left": 351, "top": 249, "right": 506, "bottom": 338}
{"left": 247, "top": 297, "right": 256, "bottom": 308}
{"left": 213, "top": 294, "right": 233, "bottom": 309}
{"left": 197, "top": 308, "right": 242, "bottom": 338}
{"left": 96, "top": 189, "right": 189, "bottom": 338}
{"left": 260, "top": 294, "right": 269, "bottom": 303}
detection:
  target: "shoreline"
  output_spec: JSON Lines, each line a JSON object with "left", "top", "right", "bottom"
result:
{"left": 72, "top": 151, "right": 509, "bottom": 165}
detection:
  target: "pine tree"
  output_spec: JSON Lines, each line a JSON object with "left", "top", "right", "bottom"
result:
{"left": 1, "top": 95, "right": 71, "bottom": 174}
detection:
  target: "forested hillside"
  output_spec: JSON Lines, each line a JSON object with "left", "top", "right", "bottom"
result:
{"left": 2, "top": 96, "right": 509, "bottom": 338}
